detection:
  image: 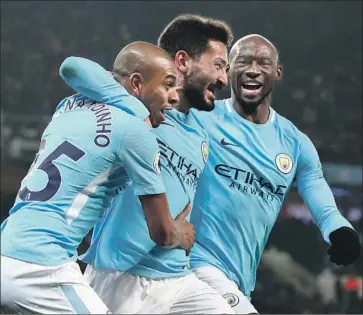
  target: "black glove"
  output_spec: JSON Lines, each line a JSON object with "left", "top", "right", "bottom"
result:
{"left": 327, "top": 227, "right": 361, "bottom": 266}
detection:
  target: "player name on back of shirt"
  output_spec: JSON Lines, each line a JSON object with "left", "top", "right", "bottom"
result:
{"left": 57, "top": 96, "right": 114, "bottom": 148}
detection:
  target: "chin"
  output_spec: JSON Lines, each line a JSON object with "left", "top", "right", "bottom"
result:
{"left": 203, "top": 98, "right": 215, "bottom": 111}
{"left": 241, "top": 95, "right": 262, "bottom": 106}
{"left": 206, "top": 103, "right": 215, "bottom": 111}
{"left": 151, "top": 119, "right": 161, "bottom": 128}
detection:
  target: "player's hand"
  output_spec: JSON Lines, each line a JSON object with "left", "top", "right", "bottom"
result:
{"left": 327, "top": 227, "right": 361, "bottom": 266}
{"left": 174, "top": 204, "right": 195, "bottom": 256}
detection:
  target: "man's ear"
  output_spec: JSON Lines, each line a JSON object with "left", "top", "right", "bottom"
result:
{"left": 276, "top": 64, "right": 282, "bottom": 81}
{"left": 129, "top": 73, "right": 144, "bottom": 96}
{"left": 175, "top": 50, "right": 191, "bottom": 74}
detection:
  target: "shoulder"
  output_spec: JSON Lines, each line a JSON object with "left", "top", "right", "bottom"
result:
{"left": 189, "top": 110, "right": 209, "bottom": 141}
{"left": 214, "top": 98, "right": 231, "bottom": 113}
{"left": 101, "top": 105, "right": 153, "bottom": 152}
{"left": 115, "top": 93, "right": 149, "bottom": 120}
{"left": 273, "top": 109, "right": 306, "bottom": 143}
{"left": 108, "top": 104, "right": 142, "bottom": 126}
{"left": 192, "top": 98, "right": 230, "bottom": 118}
{"left": 273, "top": 110, "right": 317, "bottom": 159}
{"left": 190, "top": 98, "right": 230, "bottom": 132}
{"left": 120, "top": 115, "right": 154, "bottom": 139}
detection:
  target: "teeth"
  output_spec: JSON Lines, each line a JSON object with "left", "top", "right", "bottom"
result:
{"left": 243, "top": 83, "right": 261, "bottom": 90}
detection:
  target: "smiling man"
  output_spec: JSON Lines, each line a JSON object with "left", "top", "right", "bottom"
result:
{"left": 189, "top": 34, "right": 361, "bottom": 314}
{"left": 0, "top": 42, "right": 195, "bottom": 314}
{"left": 59, "top": 15, "right": 235, "bottom": 314}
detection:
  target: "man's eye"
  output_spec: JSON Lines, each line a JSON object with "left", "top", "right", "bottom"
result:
{"left": 166, "top": 82, "right": 175, "bottom": 88}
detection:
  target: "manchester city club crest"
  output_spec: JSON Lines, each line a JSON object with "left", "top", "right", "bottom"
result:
{"left": 223, "top": 293, "right": 239, "bottom": 307}
{"left": 201, "top": 141, "right": 209, "bottom": 164}
{"left": 275, "top": 153, "right": 293, "bottom": 174}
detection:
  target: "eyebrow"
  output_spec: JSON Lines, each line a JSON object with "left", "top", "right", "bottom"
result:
{"left": 214, "top": 57, "right": 228, "bottom": 66}
{"left": 235, "top": 53, "right": 274, "bottom": 61}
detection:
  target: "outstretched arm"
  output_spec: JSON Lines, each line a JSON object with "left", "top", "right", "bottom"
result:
{"left": 296, "top": 133, "right": 361, "bottom": 266}
{"left": 59, "top": 56, "right": 150, "bottom": 121}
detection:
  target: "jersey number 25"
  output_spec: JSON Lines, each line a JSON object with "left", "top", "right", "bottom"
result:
{"left": 19, "top": 140, "right": 85, "bottom": 202}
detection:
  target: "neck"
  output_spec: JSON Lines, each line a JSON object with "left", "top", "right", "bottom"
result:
{"left": 115, "top": 75, "right": 132, "bottom": 94}
{"left": 232, "top": 93, "right": 271, "bottom": 124}
{"left": 174, "top": 90, "right": 191, "bottom": 114}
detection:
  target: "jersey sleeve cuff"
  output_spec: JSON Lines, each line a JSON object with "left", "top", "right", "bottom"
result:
{"left": 322, "top": 220, "right": 354, "bottom": 244}
{"left": 133, "top": 185, "right": 166, "bottom": 196}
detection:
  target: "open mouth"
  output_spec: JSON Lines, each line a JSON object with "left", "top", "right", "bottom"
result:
{"left": 163, "top": 105, "right": 173, "bottom": 112}
{"left": 241, "top": 82, "right": 263, "bottom": 98}
{"left": 206, "top": 85, "right": 216, "bottom": 101}
{"left": 161, "top": 105, "right": 173, "bottom": 115}
{"left": 242, "top": 82, "right": 262, "bottom": 90}
{"left": 207, "top": 85, "right": 216, "bottom": 94}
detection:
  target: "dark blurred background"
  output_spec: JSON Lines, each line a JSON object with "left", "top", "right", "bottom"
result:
{"left": 1, "top": 1, "right": 362, "bottom": 313}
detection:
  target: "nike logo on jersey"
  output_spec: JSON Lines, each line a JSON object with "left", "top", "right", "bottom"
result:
{"left": 220, "top": 138, "right": 239, "bottom": 147}
{"left": 160, "top": 122, "right": 175, "bottom": 127}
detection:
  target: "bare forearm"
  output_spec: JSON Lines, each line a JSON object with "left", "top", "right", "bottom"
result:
{"left": 139, "top": 193, "right": 182, "bottom": 247}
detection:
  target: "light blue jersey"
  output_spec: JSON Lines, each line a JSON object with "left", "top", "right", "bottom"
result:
{"left": 83, "top": 109, "right": 208, "bottom": 276}
{"left": 1, "top": 95, "right": 165, "bottom": 266}
{"left": 190, "top": 98, "right": 354, "bottom": 296}
{"left": 57, "top": 57, "right": 209, "bottom": 277}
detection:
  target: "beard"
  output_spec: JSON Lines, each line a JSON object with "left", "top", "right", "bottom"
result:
{"left": 183, "top": 70, "right": 215, "bottom": 112}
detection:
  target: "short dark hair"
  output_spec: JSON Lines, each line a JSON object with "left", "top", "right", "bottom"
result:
{"left": 157, "top": 14, "right": 233, "bottom": 59}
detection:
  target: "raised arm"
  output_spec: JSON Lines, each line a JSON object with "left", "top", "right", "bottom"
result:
{"left": 59, "top": 56, "right": 150, "bottom": 121}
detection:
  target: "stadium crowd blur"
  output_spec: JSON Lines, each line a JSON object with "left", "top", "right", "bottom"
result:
{"left": 1, "top": 1, "right": 362, "bottom": 313}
